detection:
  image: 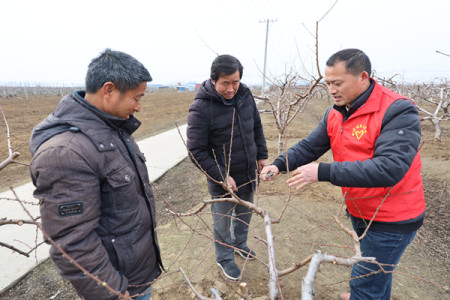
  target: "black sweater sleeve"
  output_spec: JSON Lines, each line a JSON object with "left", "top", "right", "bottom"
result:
{"left": 272, "top": 107, "right": 332, "bottom": 172}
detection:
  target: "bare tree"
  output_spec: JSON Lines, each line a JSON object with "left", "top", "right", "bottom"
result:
{"left": 251, "top": 1, "right": 341, "bottom": 155}
{"left": 254, "top": 22, "right": 325, "bottom": 154}
{"left": 413, "top": 86, "right": 449, "bottom": 141}
{"left": 1, "top": 106, "right": 45, "bottom": 259}
{"left": 373, "top": 73, "right": 450, "bottom": 141}
{"left": 0, "top": 85, "right": 83, "bottom": 99}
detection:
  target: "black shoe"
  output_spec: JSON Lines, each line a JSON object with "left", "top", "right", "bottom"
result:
{"left": 217, "top": 261, "right": 241, "bottom": 280}
{"left": 234, "top": 246, "right": 256, "bottom": 260}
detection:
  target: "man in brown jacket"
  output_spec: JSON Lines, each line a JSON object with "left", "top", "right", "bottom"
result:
{"left": 30, "top": 49, "right": 163, "bottom": 300}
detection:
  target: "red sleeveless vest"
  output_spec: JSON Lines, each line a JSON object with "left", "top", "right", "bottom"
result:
{"left": 327, "top": 82, "right": 426, "bottom": 222}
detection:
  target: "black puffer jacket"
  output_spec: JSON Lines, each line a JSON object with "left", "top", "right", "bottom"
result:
{"left": 30, "top": 92, "right": 163, "bottom": 299}
{"left": 187, "top": 80, "right": 268, "bottom": 196}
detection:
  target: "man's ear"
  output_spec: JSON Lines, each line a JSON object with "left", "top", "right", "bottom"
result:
{"left": 360, "top": 71, "right": 370, "bottom": 81}
{"left": 102, "top": 82, "right": 115, "bottom": 101}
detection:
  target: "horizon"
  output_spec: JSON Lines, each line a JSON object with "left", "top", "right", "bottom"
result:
{"left": 1, "top": 1, "right": 449, "bottom": 89}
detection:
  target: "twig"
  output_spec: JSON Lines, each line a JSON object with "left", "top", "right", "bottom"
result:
{"left": 0, "top": 197, "right": 40, "bottom": 206}
{"left": 318, "top": 0, "right": 339, "bottom": 23}
{"left": 225, "top": 109, "right": 236, "bottom": 187}
{"left": 0, "top": 104, "right": 20, "bottom": 170}
{"left": 166, "top": 198, "right": 238, "bottom": 217}
{"left": 436, "top": 50, "right": 450, "bottom": 57}
{"left": 358, "top": 187, "right": 393, "bottom": 240}
{"left": 10, "top": 187, "right": 130, "bottom": 299}
{"left": 0, "top": 218, "right": 38, "bottom": 226}
{"left": 278, "top": 254, "right": 314, "bottom": 277}
{"left": 179, "top": 267, "right": 222, "bottom": 300}
{"left": 0, "top": 241, "right": 30, "bottom": 257}
{"left": 175, "top": 123, "right": 220, "bottom": 184}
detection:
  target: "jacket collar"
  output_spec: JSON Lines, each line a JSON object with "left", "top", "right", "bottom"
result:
{"left": 196, "top": 79, "right": 247, "bottom": 106}
{"left": 74, "top": 91, "right": 141, "bottom": 134}
{"left": 333, "top": 79, "right": 375, "bottom": 119}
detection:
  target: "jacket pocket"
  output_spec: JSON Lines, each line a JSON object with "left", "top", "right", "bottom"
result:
{"left": 135, "top": 151, "right": 150, "bottom": 182}
{"left": 110, "top": 236, "right": 133, "bottom": 275}
{"left": 101, "top": 163, "right": 137, "bottom": 213}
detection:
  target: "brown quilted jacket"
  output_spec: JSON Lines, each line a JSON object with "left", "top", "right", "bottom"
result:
{"left": 30, "top": 92, "right": 163, "bottom": 299}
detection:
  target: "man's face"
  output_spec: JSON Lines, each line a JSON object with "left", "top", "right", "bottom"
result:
{"left": 212, "top": 70, "right": 240, "bottom": 100}
{"left": 325, "top": 61, "right": 368, "bottom": 107}
{"left": 107, "top": 82, "right": 147, "bottom": 119}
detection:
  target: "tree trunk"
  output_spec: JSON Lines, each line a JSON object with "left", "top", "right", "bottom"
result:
{"left": 278, "top": 131, "right": 286, "bottom": 154}
{"left": 431, "top": 118, "right": 441, "bottom": 141}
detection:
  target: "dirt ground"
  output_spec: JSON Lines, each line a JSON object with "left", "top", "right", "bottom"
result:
{"left": 0, "top": 91, "right": 448, "bottom": 299}
{"left": 0, "top": 91, "right": 195, "bottom": 191}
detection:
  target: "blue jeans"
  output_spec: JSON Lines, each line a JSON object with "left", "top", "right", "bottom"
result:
{"left": 134, "top": 286, "right": 152, "bottom": 300}
{"left": 349, "top": 218, "right": 417, "bottom": 300}
{"left": 211, "top": 192, "right": 254, "bottom": 263}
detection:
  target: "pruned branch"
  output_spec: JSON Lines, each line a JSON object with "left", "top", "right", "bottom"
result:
{"left": 179, "top": 267, "right": 222, "bottom": 300}
{"left": 0, "top": 241, "right": 31, "bottom": 257}
{"left": 301, "top": 251, "right": 376, "bottom": 300}
{"left": 278, "top": 254, "right": 314, "bottom": 277}
{"left": 0, "top": 104, "right": 21, "bottom": 170}
{"left": 0, "top": 218, "right": 39, "bottom": 226}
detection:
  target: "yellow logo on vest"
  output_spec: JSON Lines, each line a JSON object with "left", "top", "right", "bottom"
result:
{"left": 352, "top": 124, "right": 367, "bottom": 140}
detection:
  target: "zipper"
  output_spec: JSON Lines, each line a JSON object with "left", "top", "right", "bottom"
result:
{"left": 339, "top": 117, "right": 344, "bottom": 161}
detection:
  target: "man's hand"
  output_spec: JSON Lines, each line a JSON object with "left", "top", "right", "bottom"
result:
{"left": 260, "top": 165, "right": 280, "bottom": 181}
{"left": 286, "top": 163, "right": 319, "bottom": 190}
{"left": 120, "top": 291, "right": 131, "bottom": 300}
{"left": 227, "top": 176, "right": 238, "bottom": 192}
{"left": 257, "top": 159, "right": 268, "bottom": 172}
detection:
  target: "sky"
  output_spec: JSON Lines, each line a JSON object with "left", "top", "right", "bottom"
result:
{"left": 0, "top": 0, "right": 449, "bottom": 87}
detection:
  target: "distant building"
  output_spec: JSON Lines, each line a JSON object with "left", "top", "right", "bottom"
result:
{"left": 158, "top": 86, "right": 170, "bottom": 91}
{"left": 147, "top": 82, "right": 201, "bottom": 92}
{"left": 148, "top": 84, "right": 170, "bottom": 92}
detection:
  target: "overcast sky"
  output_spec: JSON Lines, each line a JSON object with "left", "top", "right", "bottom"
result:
{"left": 1, "top": 0, "right": 449, "bottom": 86}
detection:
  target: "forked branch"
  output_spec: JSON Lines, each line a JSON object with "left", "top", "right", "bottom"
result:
{"left": 0, "top": 104, "right": 20, "bottom": 170}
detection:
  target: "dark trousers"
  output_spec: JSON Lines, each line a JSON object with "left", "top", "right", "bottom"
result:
{"left": 210, "top": 192, "right": 254, "bottom": 264}
{"left": 350, "top": 217, "right": 417, "bottom": 300}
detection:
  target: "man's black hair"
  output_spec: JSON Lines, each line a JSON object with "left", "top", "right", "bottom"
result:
{"left": 85, "top": 48, "right": 152, "bottom": 93}
{"left": 326, "top": 48, "right": 371, "bottom": 76}
{"left": 210, "top": 55, "right": 243, "bottom": 81}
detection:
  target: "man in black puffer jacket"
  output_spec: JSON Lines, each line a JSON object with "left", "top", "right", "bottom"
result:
{"left": 187, "top": 55, "right": 268, "bottom": 280}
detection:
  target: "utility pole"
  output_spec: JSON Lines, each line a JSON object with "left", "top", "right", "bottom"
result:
{"left": 260, "top": 19, "right": 277, "bottom": 97}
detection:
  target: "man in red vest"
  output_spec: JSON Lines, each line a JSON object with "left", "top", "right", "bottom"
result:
{"left": 260, "top": 48, "right": 425, "bottom": 300}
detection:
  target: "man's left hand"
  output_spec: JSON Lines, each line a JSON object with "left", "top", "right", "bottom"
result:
{"left": 286, "top": 163, "right": 319, "bottom": 190}
{"left": 120, "top": 291, "right": 131, "bottom": 300}
{"left": 257, "top": 159, "right": 268, "bottom": 172}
